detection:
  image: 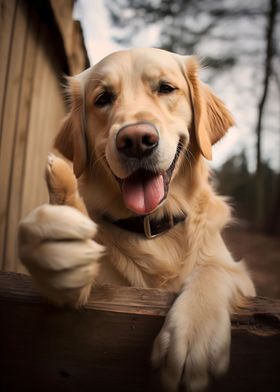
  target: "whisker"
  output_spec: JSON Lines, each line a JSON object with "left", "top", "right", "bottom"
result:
{"left": 183, "top": 149, "right": 194, "bottom": 182}
{"left": 89, "top": 152, "right": 106, "bottom": 175}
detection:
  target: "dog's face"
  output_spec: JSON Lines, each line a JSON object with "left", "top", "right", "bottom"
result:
{"left": 55, "top": 48, "right": 234, "bottom": 215}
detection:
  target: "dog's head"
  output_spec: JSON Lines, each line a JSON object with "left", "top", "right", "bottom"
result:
{"left": 55, "top": 48, "right": 233, "bottom": 215}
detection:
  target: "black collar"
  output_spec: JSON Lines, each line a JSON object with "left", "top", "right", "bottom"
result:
{"left": 103, "top": 213, "right": 186, "bottom": 239}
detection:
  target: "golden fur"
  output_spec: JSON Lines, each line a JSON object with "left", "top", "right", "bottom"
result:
{"left": 18, "top": 48, "right": 255, "bottom": 392}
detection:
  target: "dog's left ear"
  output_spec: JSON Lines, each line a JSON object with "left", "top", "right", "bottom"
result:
{"left": 185, "top": 57, "right": 234, "bottom": 160}
{"left": 54, "top": 76, "right": 87, "bottom": 177}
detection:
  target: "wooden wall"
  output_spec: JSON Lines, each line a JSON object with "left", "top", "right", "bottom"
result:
{"left": 0, "top": 0, "right": 89, "bottom": 272}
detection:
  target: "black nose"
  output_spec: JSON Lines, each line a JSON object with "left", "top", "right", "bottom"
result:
{"left": 116, "top": 123, "right": 159, "bottom": 158}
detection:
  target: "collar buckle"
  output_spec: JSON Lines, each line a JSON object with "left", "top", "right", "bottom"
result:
{"left": 143, "top": 214, "right": 174, "bottom": 239}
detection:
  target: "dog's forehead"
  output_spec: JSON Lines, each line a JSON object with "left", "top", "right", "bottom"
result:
{"left": 86, "top": 49, "right": 185, "bottom": 86}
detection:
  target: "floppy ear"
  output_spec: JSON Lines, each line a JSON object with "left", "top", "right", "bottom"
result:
{"left": 54, "top": 77, "right": 87, "bottom": 177}
{"left": 186, "top": 57, "right": 234, "bottom": 160}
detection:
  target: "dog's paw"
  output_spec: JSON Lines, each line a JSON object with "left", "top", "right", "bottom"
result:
{"left": 18, "top": 204, "right": 104, "bottom": 306}
{"left": 151, "top": 291, "right": 231, "bottom": 392}
{"left": 46, "top": 154, "right": 78, "bottom": 205}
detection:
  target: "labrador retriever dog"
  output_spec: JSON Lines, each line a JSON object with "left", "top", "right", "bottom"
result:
{"left": 18, "top": 48, "right": 255, "bottom": 391}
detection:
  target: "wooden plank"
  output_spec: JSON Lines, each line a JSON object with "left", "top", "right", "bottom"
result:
{"left": 35, "top": 51, "right": 64, "bottom": 207}
{"left": 17, "top": 73, "right": 65, "bottom": 274}
{"left": 50, "top": 0, "right": 74, "bottom": 56}
{"left": 17, "top": 20, "right": 65, "bottom": 273}
{"left": 0, "top": 272, "right": 279, "bottom": 392}
{"left": 50, "top": 0, "right": 90, "bottom": 74}
{"left": 0, "top": 272, "right": 176, "bottom": 316}
{"left": 20, "top": 26, "right": 49, "bottom": 218}
{"left": 32, "top": 49, "right": 53, "bottom": 208}
{"left": 4, "top": 5, "right": 39, "bottom": 272}
{"left": 0, "top": 0, "right": 28, "bottom": 269}
{"left": 0, "top": 0, "right": 17, "bottom": 130}
{"left": 20, "top": 23, "right": 65, "bottom": 221}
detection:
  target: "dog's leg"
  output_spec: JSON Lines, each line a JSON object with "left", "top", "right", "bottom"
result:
{"left": 152, "top": 247, "right": 255, "bottom": 391}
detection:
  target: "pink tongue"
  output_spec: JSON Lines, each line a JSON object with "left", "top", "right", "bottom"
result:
{"left": 122, "top": 171, "right": 165, "bottom": 214}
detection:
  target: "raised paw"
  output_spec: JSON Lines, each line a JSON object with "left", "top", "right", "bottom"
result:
{"left": 18, "top": 204, "right": 104, "bottom": 307}
{"left": 46, "top": 154, "right": 87, "bottom": 214}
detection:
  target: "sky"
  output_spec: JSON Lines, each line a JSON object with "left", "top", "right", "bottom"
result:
{"left": 74, "top": 0, "right": 280, "bottom": 172}
{"left": 74, "top": 0, "right": 124, "bottom": 63}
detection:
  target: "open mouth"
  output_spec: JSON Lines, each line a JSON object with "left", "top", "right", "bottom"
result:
{"left": 119, "top": 140, "right": 184, "bottom": 215}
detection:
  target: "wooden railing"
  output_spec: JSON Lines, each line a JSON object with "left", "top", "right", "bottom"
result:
{"left": 0, "top": 272, "right": 279, "bottom": 391}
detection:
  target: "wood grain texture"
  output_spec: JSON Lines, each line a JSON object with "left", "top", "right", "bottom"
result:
{"left": 0, "top": 0, "right": 88, "bottom": 273}
{"left": 0, "top": 272, "right": 279, "bottom": 392}
{"left": 0, "top": 0, "right": 27, "bottom": 266}
{"left": 0, "top": 0, "right": 17, "bottom": 122}
{"left": 5, "top": 4, "right": 39, "bottom": 270}
{"left": 50, "top": 0, "right": 90, "bottom": 74}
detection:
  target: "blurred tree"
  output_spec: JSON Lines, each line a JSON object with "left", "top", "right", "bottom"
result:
{"left": 255, "top": 0, "right": 278, "bottom": 229}
{"left": 266, "top": 175, "right": 280, "bottom": 234}
{"left": 215, "top": 152, "right": 279, "bottom": 232}
{"left": 215, "top": 151, "right": 254, "bottom": 221}
{"left": 266, "top": 69, "right": 280, "bottom": 234}
{"left": 106, "top": 0, "right": 268, "bottom": 79}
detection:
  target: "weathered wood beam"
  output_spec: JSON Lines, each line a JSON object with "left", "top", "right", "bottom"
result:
{"left": 0, "top": 272, "right": 279, "bottom": 391}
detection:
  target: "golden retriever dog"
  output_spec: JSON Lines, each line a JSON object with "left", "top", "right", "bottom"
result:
{"left": 18, "top": 48, "right": 255, "bottom": 391}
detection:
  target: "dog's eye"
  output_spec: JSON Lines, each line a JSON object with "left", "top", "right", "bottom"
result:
{"left": 95, "top": 91, "right": 115, "bottom": 107}
{"left": 157, "top": 82, "right": 176, "bottom": 95}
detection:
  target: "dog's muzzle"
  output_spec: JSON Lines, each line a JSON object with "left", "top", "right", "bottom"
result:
{"left": 108, "top": 121, "right": 185, "bottom": 215}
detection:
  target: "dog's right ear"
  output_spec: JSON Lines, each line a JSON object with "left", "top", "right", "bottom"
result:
{"left": 185, "top": 56, "right": 234, "bottom": 160}
{"left": 54, "top": 77, "right": 87, "bottom": 178}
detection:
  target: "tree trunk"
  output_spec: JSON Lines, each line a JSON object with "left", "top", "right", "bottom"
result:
{"left": 255, "top": 0, "right": 277, "bottom": 229}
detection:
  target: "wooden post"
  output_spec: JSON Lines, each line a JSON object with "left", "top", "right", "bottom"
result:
{"left": 0, "top": 272, "right": 280, "bottom": 392}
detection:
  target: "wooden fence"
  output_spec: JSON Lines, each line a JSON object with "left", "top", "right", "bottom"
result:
{"left": 1, "top": 272, "right": 280, "bottom": 392}
{"left": 0, "top": 0, "right": 89, "bottom": 272}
